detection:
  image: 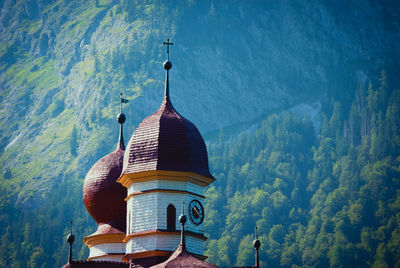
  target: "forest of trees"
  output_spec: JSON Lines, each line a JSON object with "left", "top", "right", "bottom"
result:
{"left": 204, "top": 70, "right": 400, "bottom": 267}
{"left": 0, "top": 70, "right": 399, "bottom": 267}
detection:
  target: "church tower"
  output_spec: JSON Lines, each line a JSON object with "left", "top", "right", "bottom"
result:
{"left": 117, "top": 40, "right": 215, "bottom": 266}
{"left": 61, "top": 40, "right": 262, "bottom": 268}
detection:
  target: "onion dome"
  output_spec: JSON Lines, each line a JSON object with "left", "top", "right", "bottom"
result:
{"left": 83, "top": 113, "right": 127, "bottom": 232}
{"left": 121, "top": 58, "right": 213, "bottom": 179}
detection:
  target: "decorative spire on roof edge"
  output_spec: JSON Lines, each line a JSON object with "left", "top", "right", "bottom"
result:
{"left": 179, "top": 202, "right": 187, "bottom": 251}
{"left": 253, "top": 226, "right": 261, "bottom": 268}
{"left": 163, "top": 38, "right": 173, "bottom": 102}
{"left": 117, "top": 93, "right": 128, "bottom": 150}
{"left": 67, "top": 220, "right": 75, "bottom": 264}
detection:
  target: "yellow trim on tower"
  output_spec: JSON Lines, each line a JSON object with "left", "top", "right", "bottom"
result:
{"left": 122, "top": 250, "right": 172, "bottom": 263}
{"left": 83, "top": 232, "right": 125, "bottom": 248}
{"left": 125, "top": 189, "right": 205, "bottom": 201}
{"left": 87, "top": 253, "right": 125, "bottom": 261}
{"left": 122, "top": 250, "right": 207, "bottom": 263}
{"left": 117, "top": 170, "right": 215, "bottom": 188}
{"left": 123, "top": 229, "right": 208, "bottom": 243}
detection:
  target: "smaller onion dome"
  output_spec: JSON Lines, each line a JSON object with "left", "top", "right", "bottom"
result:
{"left": 83, "top": 114, "right": 127, "bottom": 232}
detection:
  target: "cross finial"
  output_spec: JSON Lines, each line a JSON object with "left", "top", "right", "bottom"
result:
{"left": 163, "top": 38, "right": 173, "bottom": 60}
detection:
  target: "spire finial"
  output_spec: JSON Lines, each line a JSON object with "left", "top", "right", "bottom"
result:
{"left": 163, "top": 38, "right": 173, "bottom": 61}
{"left": 117, "top": 93, "right": 128, "bottom": 150}
{"left": 162, "top": 39, "right": 173, "bottom": 99}
{"left": 179, "top": 202, "right": 187, "bottom": 251}
{"left": 253, "top": 226, "right": 261, "bottom": 268}
{"left": 67, "top": 220, "right": 75, "bottom": 263}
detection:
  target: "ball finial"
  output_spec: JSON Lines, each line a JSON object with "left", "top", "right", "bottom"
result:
{"left": 253, "top": 238, "right": 261, "bottom": 249}
{"left": 67, "top": 234, "right": 75, "bottom": 244}
{"left": 179, "top": 214, "right": 187, "bottom": 224}
{"left": 163, "top": 60, "right": 172, "bottom": 70}
{"left": 117, "top": 113, "right": 126, "bottom": 124}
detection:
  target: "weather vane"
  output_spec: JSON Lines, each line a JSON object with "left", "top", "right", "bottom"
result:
{"left": 119, "top": 93, "right": 129, "bottom": 113}
{"left": 163, "top": 38, "right": 173, "bottom": 60}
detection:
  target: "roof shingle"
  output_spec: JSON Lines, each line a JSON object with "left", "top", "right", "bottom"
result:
{"left": 122, "top": 94, "right": 213, "bottom": 180}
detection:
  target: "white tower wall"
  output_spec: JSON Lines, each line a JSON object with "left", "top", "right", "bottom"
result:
{"left": 125, "top": 179, "right": 205, "bottom": 256}
{"left": 87, "top": 243, "right": 125, "bottom": 262}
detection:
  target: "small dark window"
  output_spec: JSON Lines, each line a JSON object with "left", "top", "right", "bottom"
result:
{"left": 167, "top": 204, "right": 176, "bottom": 230}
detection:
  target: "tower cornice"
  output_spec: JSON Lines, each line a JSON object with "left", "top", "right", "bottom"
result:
{"left": 123, "top": 229, "right": 207, "bottom": 243}
{"left": 125, "top": 188, "right": 205, "bottom": 202}
{"left": 117, "top": 170, "right": 215, "bottom": 189}
{"left": 83, "top": 232, "right": 126, "bottom": 248}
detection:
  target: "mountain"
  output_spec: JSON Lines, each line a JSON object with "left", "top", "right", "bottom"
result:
{"left": 0, "top": 0, "right": 399, "bottom": 267}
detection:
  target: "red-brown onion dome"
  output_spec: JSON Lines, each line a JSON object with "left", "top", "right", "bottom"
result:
{"left": 83, "top": 146, "right": 126, "bottom": 232}
{"left": 121, "top": 94, "right": 213, "bottom": 179}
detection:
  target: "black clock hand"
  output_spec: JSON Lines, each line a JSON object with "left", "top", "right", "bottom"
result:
{"left": 193, "top": 207, "right": 200, "bottom": 218}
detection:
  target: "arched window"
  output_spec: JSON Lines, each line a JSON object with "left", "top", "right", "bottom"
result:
{"left": 167, "top": 204, "right": 176, "bottom": 230}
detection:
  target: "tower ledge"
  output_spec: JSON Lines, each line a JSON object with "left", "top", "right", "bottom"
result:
{"left": 117, "top": 170, "right": 215, "bottom": 188}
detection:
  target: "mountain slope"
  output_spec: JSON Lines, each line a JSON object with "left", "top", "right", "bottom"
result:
{"left": 0, "top": 0, "right": 400, "bottom": 267}
{"left": 1, "top": 0, "right": 400, "bottom": 203}
{"left": 204, "top": 71, "right": 400, "bottom": 267}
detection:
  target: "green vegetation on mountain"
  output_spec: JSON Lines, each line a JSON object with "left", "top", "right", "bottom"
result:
{"left": 1, "top": 0, "right": 400, "bottom": 267}
{"left": 1, "top": 70, "right": 399, "bottom": 267}
{"left": 204, "top": 71, "right": 400, "bottom": 267}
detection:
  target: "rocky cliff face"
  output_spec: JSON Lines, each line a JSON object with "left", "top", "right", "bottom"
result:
{"left": 0, "top": 0, "right": 399, "bottom": 204}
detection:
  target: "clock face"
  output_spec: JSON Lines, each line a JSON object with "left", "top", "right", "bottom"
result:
{"left": 189, "top": 199, "right": 204, "bottom": 225}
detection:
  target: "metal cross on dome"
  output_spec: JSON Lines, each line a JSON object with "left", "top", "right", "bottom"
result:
{"left": 163, "top": 38, "right": 173, "bottom": 60}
